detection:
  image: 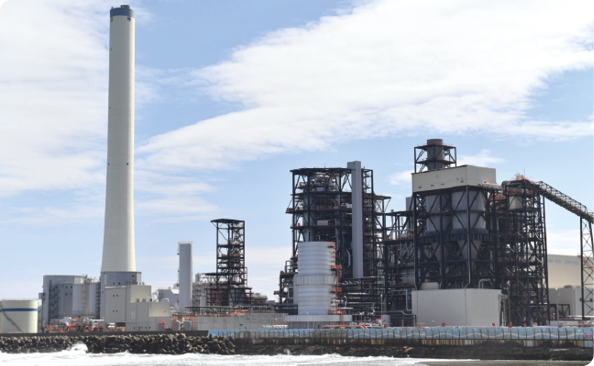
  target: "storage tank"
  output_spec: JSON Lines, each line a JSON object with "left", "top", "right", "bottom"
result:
{"left": 0, "top": 299, "right": 39, "bottom": 333}
{"left": 294, "top": 241, "right": 336, "bottom": 315}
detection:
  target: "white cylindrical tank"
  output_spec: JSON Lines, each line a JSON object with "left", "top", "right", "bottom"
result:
{"left": 0, "top": 299, "right": 38, "bottom": 333}
{"left": 101, "top": 5, "right": 136, "bottom": 273}
{"left": 178, "top": 242, "right": 193, "bottom": 312}
{"left": 295, "top": 242, "right": 336, "bottom": 316}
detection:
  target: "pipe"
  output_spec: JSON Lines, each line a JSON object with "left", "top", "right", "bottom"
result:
{"left": 405, "top": 289, "right": 411, "bottom": 311}
{"left": 478, "top": 279, "right": 491, "bottom": 289}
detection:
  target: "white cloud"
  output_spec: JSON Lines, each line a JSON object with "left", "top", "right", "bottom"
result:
{"left": 138, "top": 0, "right": 594, "bottom": 174}
{"left": 0, "top": 0, "right": 110, "bottom": 196}
{"left": 459, "top": 149, "right": 504, "bottom": 166}
{"left": 389, "top": 170, "right": 413, "bottom": 186}
{"left": 135, "top": 171, "right": 219, "bottom": 221}
{"left": 6, "top": 200, "right": 103, "bottom": 226}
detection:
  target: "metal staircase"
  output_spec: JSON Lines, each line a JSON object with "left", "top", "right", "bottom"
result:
{"left": 536, "top": 181, "right": 594, "bottom": 319}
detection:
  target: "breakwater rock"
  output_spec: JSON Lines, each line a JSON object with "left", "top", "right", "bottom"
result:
{"left": 237, "top": 342, "right": 594, "bottom": 361}
{"left": 0, "top": 334, "right": 236, "bottom": 355}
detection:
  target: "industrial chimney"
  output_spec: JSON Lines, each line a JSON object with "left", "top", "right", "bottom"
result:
{"left": 99, "top": 5, "right": 141, "bottom": 318}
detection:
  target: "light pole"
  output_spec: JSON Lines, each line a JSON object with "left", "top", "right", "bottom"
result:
{"left": 555, "top": 288, "right": 559, "bottom": 323}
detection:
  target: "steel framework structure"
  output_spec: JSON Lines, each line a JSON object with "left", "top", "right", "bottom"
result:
{"left": 381, "top": 209, "right": 416, "bottom": 325}
{"left": 536, "top": 181, "right": 594, "bottom": 319}
{"left": 580, "top": 218, "right": 594, "bottom": 318}
{"left": 412, "top": 187, "right": 500, "bottom": 290}
{"left": 205, "top": 219, "right": 253, "bottom": 306}
{"left": 382, "top": 141, "right": 551, "bottom": 327}
{"left": 276, "top": 166, "right": 389, "bottom": 318}
{"left": 500, "top": 180, "right": 549, "bottom": 326}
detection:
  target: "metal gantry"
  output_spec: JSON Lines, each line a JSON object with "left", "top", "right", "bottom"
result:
{"left": 580, "top": 217, "right": 594, "bottom": 318}
{"left": 536, "top": 181, "right": 594, "bottom": 320}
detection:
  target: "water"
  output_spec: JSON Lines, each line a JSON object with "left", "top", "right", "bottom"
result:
{"left": 0, "top": 351, "right": 448, "bottom": 366}
{"left": 0, "top": 344, "right": 456, "bottom": 366}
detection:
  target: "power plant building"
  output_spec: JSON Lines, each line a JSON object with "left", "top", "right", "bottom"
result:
{"left": 33, "top": 5, "right": 593, "bottom": 333}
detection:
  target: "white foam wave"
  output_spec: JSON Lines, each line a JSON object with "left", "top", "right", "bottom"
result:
{"left": 0, "top": 350, "right": 449, "bottom": 366}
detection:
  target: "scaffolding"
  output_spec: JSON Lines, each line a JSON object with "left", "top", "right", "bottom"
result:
{"left": 205, "top": 219, "right": 253, "bottom": 307}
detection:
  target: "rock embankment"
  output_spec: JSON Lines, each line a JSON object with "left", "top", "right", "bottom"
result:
{"left": 0, "top": 334, "right": 236, "bottom": 355}
{"left": 237, "top": 342, "right": 593, "bottom": 361}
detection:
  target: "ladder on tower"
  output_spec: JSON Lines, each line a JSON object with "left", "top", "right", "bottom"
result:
{"left": 536, "top": 181, "right": 594, "bottom": 319}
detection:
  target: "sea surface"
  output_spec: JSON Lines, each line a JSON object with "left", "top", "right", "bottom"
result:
{"left": 0, "top": 344, "right": 587, "bottom": 366}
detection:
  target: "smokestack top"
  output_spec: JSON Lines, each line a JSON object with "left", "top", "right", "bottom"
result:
{"left": 110, "top": 5, "right": 134, "bottom": 18}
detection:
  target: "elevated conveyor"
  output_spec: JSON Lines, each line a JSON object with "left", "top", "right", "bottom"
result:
{"left": 536, "top": 181, "right": 593, "bottom": 319}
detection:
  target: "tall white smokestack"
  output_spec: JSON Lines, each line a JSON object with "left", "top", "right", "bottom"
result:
{"left": 101, "top": 5, "right": 135, "bottom": 273}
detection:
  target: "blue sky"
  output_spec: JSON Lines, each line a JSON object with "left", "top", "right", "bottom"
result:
{"left": 0, "top": 0, "right": 592, "bottom": 300}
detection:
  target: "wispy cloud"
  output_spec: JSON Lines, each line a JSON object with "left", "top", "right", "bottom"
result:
{"left": 138, "top": 0, "right": 594, "bottom": 175}
{"left": 0, "top": 0, "right": 110, "bottom": 196}
{"left": 389, "top": 170, "right": 413, "bottom": 186}
{"left": 459, "top": 149, "right": 504, "bottom": 167}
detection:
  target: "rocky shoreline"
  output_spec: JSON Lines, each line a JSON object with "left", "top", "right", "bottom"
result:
{"left": 0, "top": 334, "right": 592, "bottom": 361}
{"left": 0, "top": 334, "right": 236, "bottom": 355}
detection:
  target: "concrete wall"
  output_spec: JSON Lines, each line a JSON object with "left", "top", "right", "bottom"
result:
{"left": 104, "top": 287, "right": 127, "bottom": 323}
{"left": 412, "top": 289, "right": 501, "bottom": 327}
{"left": 187, "top": 313, "right": 284, "bottom": 331}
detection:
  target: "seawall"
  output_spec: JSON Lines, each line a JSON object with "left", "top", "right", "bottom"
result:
{"left": 0, "top": 328, "right": 592, "bottom": 361}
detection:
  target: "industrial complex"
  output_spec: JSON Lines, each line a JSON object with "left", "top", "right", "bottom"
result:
{"left": 0, "top": 5, "right": 593, "bottom": 335}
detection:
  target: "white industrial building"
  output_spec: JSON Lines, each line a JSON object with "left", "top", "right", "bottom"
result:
{"left": 39, "top": 275, "right": 99, "bottom": 324}
{"left": 103, "top": 285, "right": 170, "bottom": 331}
{"left": 548, "top": 253, "right": 592, "bottom": 318}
